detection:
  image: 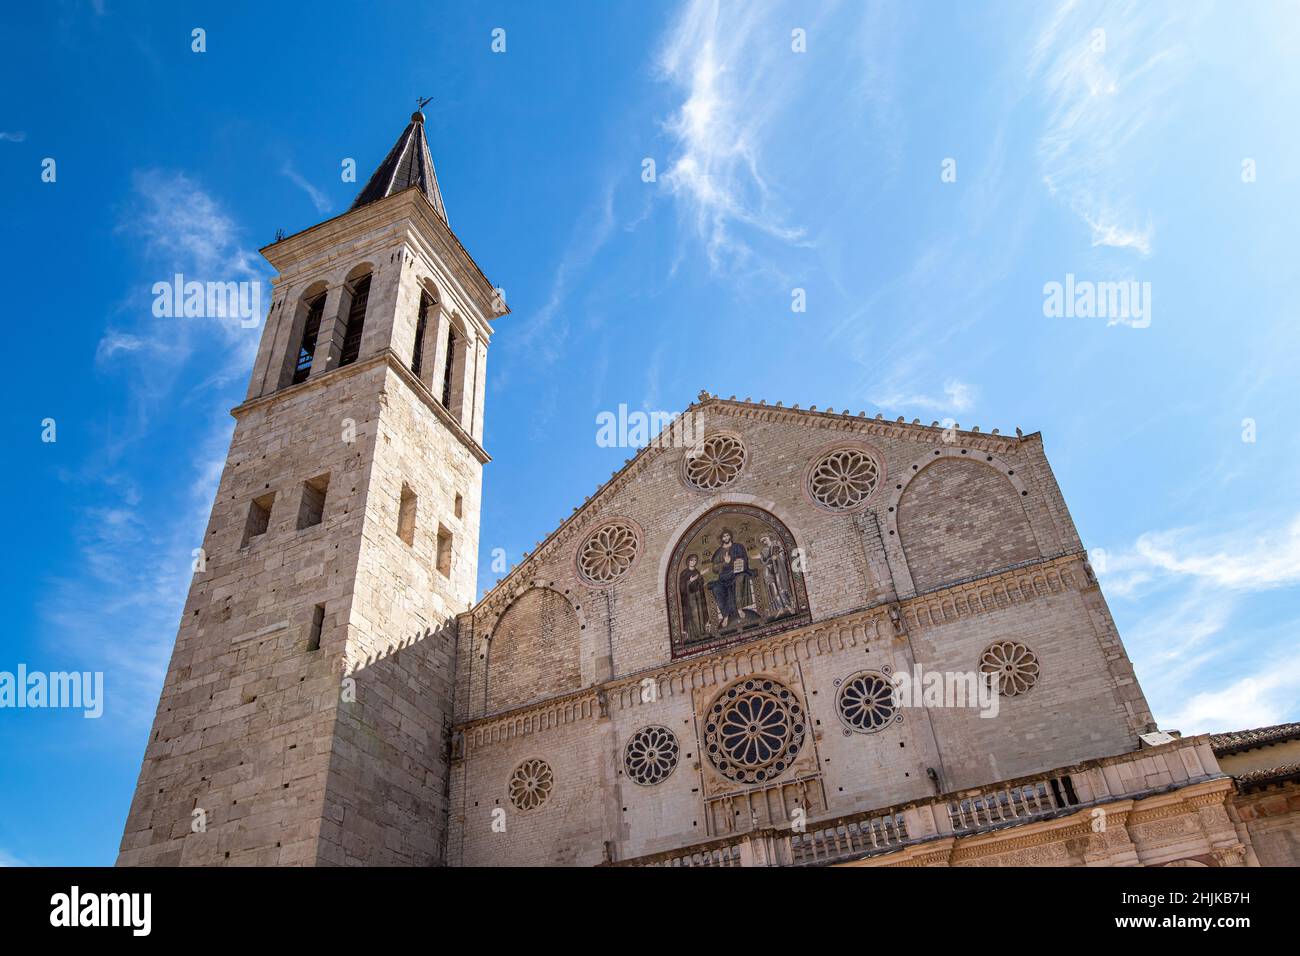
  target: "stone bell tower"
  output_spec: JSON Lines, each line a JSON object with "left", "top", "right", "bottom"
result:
{"left": 117, "top": 110, "right": 505, "bottom": 866}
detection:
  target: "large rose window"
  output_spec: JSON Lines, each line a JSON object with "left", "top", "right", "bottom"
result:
{"left": 703, "top": 677, "right": 807, "bottom": 785}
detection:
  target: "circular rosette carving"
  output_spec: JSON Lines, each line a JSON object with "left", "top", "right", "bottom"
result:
{"left": 807, "top": 447, "right": 881, "bottom": 511}
{"left": 508, "top": 758, "right": 554, "bottom": 811}
{"left": 980, "top": 641, "right": 1040, "bottom": 697}
{"left": 576, "top": 520, "right": 640, "bottom": 586}
{"left": 703, "top": 677, "right": 806, "bottom": 785}
{"left": 683, "top": 434, "right": 747, "bottom": 491}
{"left": 835, "top": 671, "right": 899, "bottom": 735}
{"left": 624, "top": 726, "right": 680, "bottom": 786}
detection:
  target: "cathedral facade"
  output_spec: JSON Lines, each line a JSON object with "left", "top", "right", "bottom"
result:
{"left": 117, "top": 114, "right": 1298, "bottom": 868}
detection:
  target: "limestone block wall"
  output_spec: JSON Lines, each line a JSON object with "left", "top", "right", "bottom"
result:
{"left": 451, "top": 560, "right": 1148, "bottom": 866}
{"left": 459, "top": 404, "right": 1081, "bottom": 712}
{"left": 449, "top": 695, "right": 611, "bottom": 866}
{"left": 320, "top": 626, "right": 457, "bottom": 865}
{"left": 896, "top": 457, "right": 1039, "bottom": 591}
{"left": 908, "top": 581, "right": 1142, "bottom": 790}
{"left": 316, "top": 362, "right": 483, "bottom": 865}
{"left": 1232, "top": 788, "right": 1300, "bottom": 866}
{"left": 486, "top": 587, "right": 583, "bottom": 713}
{"left": 123, "top": 175, "right": 502, "bottom": 866}
{"left": 118, "top": 361, "right": 385, "bottom": 866}
{"left": 797, "top": 629, "right": 943, "bottom": 818}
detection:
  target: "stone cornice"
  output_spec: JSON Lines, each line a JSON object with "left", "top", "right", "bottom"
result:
{"left": 460, "top": 688, "right": 602, "bottom": 752}
{"left": 454, "top": 552, "right": 1094, "bottom": 745}
{"left": 230, "top": 348, "right": 490, "bottom": 465}
{"left": 903, "top": 552, "right": 1086, "bottom": 629}
{"left": 261, "top": 187, "right": 505, "bottom": 327}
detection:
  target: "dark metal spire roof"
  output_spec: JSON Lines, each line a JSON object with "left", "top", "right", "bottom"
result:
{"left": 350, "top": 111, "right": 447, "bottom": 223}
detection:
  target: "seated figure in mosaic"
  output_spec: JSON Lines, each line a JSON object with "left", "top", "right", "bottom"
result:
{"left": 708, "top": 528, "right": 759, "bottom": 630}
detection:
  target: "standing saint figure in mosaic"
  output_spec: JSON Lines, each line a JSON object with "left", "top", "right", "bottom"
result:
{"left": 678, "top": 553, "right": 712, "bottom": 642}
{"left": 758, "top": 534, "right": 796, "bottom": 618}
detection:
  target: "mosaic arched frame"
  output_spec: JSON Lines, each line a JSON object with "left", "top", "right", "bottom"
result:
{"left": 665, "top": 504, "right": 810, "bottom": 659}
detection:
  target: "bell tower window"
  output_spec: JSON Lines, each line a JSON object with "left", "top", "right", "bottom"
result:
{"left": 441, "top": 325, "right": 457, "bottom": 409}
{"left": 412, "top": 290, "right": 433, "bottom": 378}
{"left": 291, "top": 293, "right": 325, "bottom": 385}
{"left": 338, "top": 274, "right": 371, "bottom": 368}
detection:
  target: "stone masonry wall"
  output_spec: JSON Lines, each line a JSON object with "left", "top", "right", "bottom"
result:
{"left": 486, "top": 587, "right": 583, "bottom": 713}
{"left": 314, "top": 360, "right": 482, "bottom": 865}
{"left": 896, "top": 457, "right": 1040, "bottom": 591}
{"left": 450, "top": 401, "right": 1154, "bottom": 865}
{"left": 117, "top": 360, "right": 386, "bottom": 865}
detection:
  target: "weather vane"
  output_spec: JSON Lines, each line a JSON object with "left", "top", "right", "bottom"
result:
{"left": 416, "top": 95, "right": 433, "bottom": 111}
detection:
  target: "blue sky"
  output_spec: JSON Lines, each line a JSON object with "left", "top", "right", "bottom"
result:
{"left": 1, "top": 0, "right": 1297, "bottom": 866}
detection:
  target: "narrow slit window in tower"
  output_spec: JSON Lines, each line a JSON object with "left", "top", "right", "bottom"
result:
{"left": 297, "top": 474, "right": 329, "bottom": 530}
{"left": 397, "top": 483, "right": 417, "bottom": 546}
{"left": 307, "top": 604, "right": 325, "bottom": 652}
{"left": 436, "top": 525, "right": 453, "bottom": 577}
{"left": 242, "top": 492, "right": 275, "bottom": 547}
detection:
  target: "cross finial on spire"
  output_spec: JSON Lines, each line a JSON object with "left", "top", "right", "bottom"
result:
{"left": 416, "top": 95, "right": 433, "bottom": 111}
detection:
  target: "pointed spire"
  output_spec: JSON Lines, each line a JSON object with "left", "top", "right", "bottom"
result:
{"left": 350, "top": 111, "right": 448, "bottom": 223}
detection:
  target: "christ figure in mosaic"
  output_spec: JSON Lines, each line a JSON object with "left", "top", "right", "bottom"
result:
{"left": 708, "top": 528, "right": 758, "bottom": 629}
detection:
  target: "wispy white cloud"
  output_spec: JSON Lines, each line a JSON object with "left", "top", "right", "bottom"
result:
{"left": 872, "top": 379, "right": 978, "bottom": 416}
{"left": 1100, "top": 513, "right": 1300, "bottom": 734}
{"left": 281, "top": 161, "right": 333, "bottom": 214}
{"left": 45, "top": 171, "right": 266, "bottom": 734}
{"left": 119, "top": 169, "right": 264, "bottom": 283}
{"left": 1029, "top": 1, "right": 1200, "bottom": 257}
{"left": 94, "top": 330, "right": 182, "bottom": 365}
{"left": 98, "top": 169, "right": 268, "bottom": 407}
{"left": 1102, "top": 514, "right": 1300, "bottom": 594}
{"left": 509, "top": 180, "right": 617, "bottom": 370}
{"left": 656, "top": 0, "right": 807, "bottom": 271}
{"left": 641, "top": 340, "right": 668, "bottom": 413}
{"left": 1163, "top": 654, "right": 1300, "bottom": 735}
{"left": 0, "top": 131, "right": 26, "bottom": 142}
{"left": 1083, "top": 209, "right": 1153, "bottom": 255}
{"left": 43, "top": 418, "right": 234, "bottom": 730}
